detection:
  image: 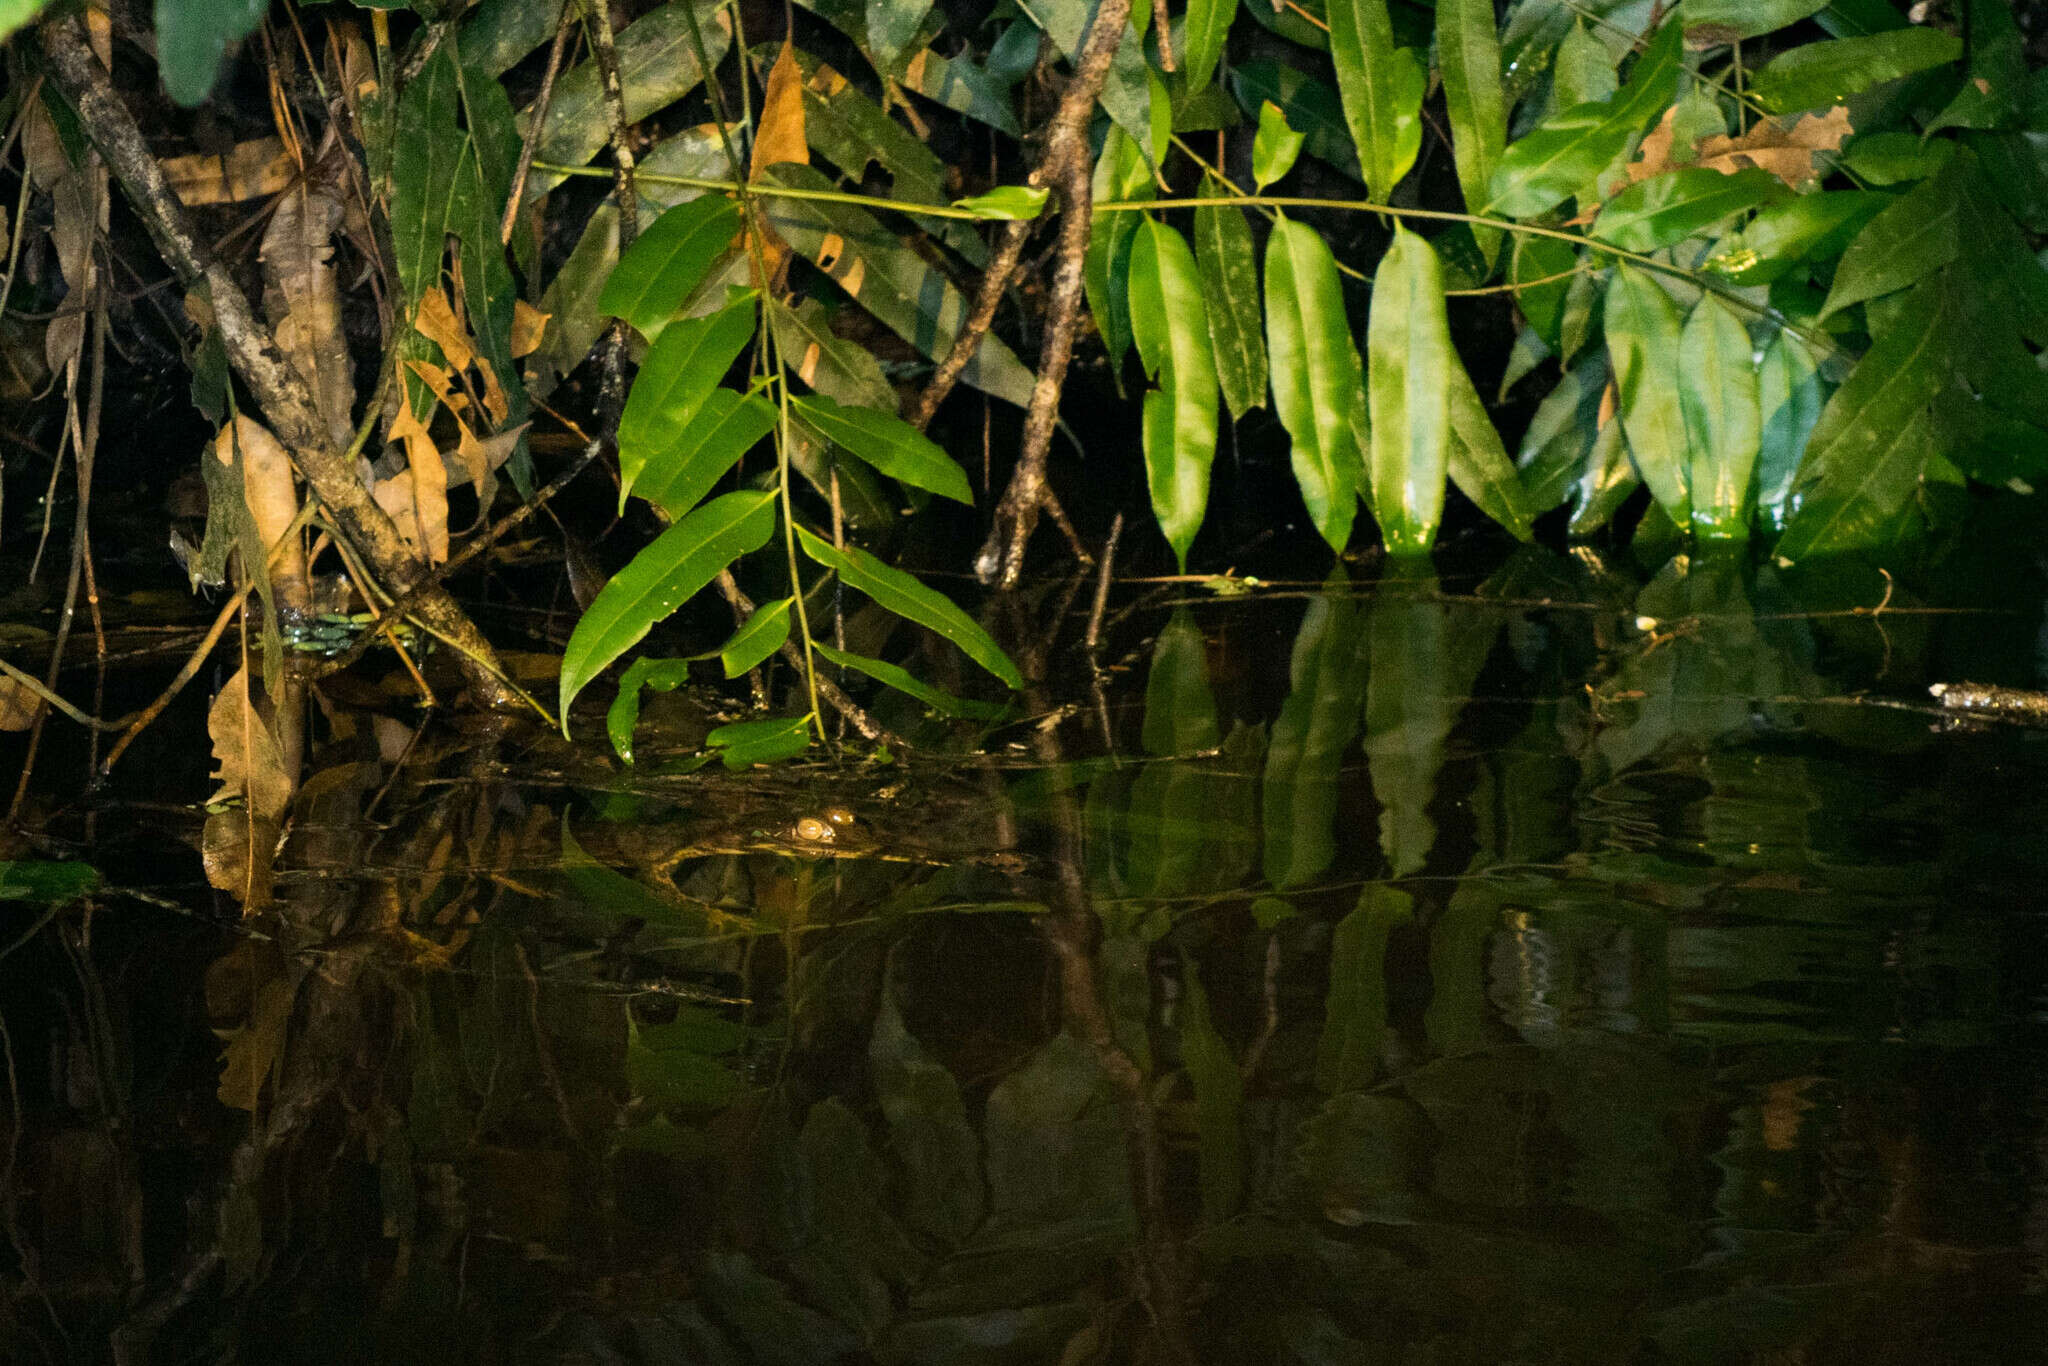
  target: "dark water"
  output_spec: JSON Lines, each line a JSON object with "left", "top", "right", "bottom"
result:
{"left": 4, "top": 544, "right": 2048, "bottom": 1363}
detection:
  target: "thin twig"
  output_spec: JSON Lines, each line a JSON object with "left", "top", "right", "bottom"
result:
{"left": 1084, "top": 512, "right": 1122, "bottom": 653}
{"left": 907, "top": 218, "right": 1031, "bottom": 432}
{"left": 501, "top": 1, "right": 577, "bottom": 248}
{"left": 713, "top": 570, "right": 902, "bottom": 748}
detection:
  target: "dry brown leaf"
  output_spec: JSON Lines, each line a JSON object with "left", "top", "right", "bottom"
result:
{"left": 262, "top": 179, "right": 354, "bottom": 451}
{"left": 162, "top": 137, "right": 295, "bottom": 205}
{"left": 208, "top": 665, "right": 294, "bottom": 823}
{"left": 474, "top": 355, "right": 510, "bottom": 426}
{"left": 751, "top": 42, "right": 810, "bottom": 179}
{"left": 510, "top": 299, "right": 550, "bottom": 358}
{"left": 214, "top": 417, "right": 309, "bottom": 609}
{"left": 383, "top": 406, "right": 450, "bottom": 563}
{"left": 450, "top": 417, "right": 530, "bottom": 495}
{"left": 24, "top": 101, "right": 97, "bottom": 377}
{"left": 206, "top": 940, "right": 297, "bottom": 1105}
{"left": 414, "top": 288, "right": 475, "bottom": 373}
{"left": 1628, "top": 104, "right": 1853, "bottom": 191}
{"left": 0, "top": 675, "right": 38, "bottom": 731}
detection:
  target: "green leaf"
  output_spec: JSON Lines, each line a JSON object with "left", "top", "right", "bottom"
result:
{"left": 1086, "top": 203, "right": 1147, "bottom": 374}
{"left": 561, "top": 818, "right": 724, "bottom": 932}
{"left": 1486, "top": 19, "right": 1683, "bottom": 218}
{"left": 1130, "top": 220, "right": 1221, "bottom": 568}
{"left": 1755, "top": 330, "right": 1826, "bottom": 531}
{"left": 1251, "top": 101, "right": 1306, "bottom": 189}
{"left": 1775, "top": 278, "right": 1952, "bottom": 561}
{"left": 1446, "top": 363, "right": 1535, "bottom": 541}
{"left": 1232, "top": 63, "right": 1359, "bottom": 183}
{"left": 1704, "top": 189, "right": 1887, "bottom": 286}
{"left": 1592, "top": 167, "right": 1790, "bottom": 251}
{"left": 1604, "top": 264, "right": 1691, "bottom": 524}
{"left": 1194, "top": 186, "right": 1268, "bottom": 421}
{"left": 866, "top": 0, "right": 935, "bottom": 69}
{"left": 1750, "top": 27, "right": 1963, "bottom": 114}
{"left": 947, "top": 185, "right": 1050, "bottom": 220}
{"left": 1182, "top": 0, "right": 1238, "bottom": 94}
{"left": 155, "top": 0, "right": 266, "bottom": 106}
{"left": 1842, "top": 130, "right": 1954, "bottom": 185}
{"left": 769, "top": 296, "right": 897, "bottom": 411}
{"left": 1265, "top": 217, "right": 1365, "bottom": 552}
{"left": 1510, "top": 236, "right": 1579, "bottom": 350}
{"left": 707, "top": 714, "right": 813, "bottom": 768}
{"left": 1436, "top": 0, "right": 1508, "bottom": 267}
{"left": 0, "top": 859, "right": 99, "bottom": 904}
{"left": 1679, "top": 0, "right": 1829, "bottom": 40}
{"left": 621, "top": 387, "right": 777, "bottom": 519}
{"left": 897, "top": 48, "right": 1021, "bottom": 135}
{"left": 1819, "top": 162, "right": 1961, "bottom": 321}
{"left": 1014, "top": 0, "right": 1155, "bottom": 163}
{"left": 717, "top": 597, "right": 793, "bottom": 679}
{"left": 1928, "top": 0, "right": 2026, "bottom": 132}
{"left": 0, "top": 1, "right": 44, "bottom": 46}
{"left": 617, "top": 302, "right": 759, "bottom": 484}
{"left": 1678, "top": 295, "right": 1761, "bottom": 539}
{"left": 762, "top": 164, "right": 1038, "bottom": 407}
{"left": 390, "top": 48, "right": 464, "bottom": 332}
{"left": 1366, "top": 226, "right": 1452, "bottom": 554}
{"left": 605, "top": 658, "right": 695, "bottom": 763}
{"left": 599, "top": 197, "right": 743, "bottom": 343}
{"left": 789, "top": 394, "right": 973, "bottom": 504}
{"left": 1316, "top": 885, "right": 1412, "bottom": 1092}
{"left": 1553, "top": 18, "right": 1619, "bottom": 108}
{"left": 1326, "top": 0, "right": 1426, "bottom": 201}
{"left": 811, "top": 642, "right": 1010, "bottom": 719}
{"left": 796, "top": 527, "right": 1024, "bottom": 688}
{"left": 559, "top": 490, "right": 778, "bottom": 729}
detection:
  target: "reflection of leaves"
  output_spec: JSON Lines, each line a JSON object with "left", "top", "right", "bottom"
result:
{"left": 1315, "top": 884, "right": 1413, "bottom": 1094}
{"left": 1178, "top": 957, "right": 1243, "bottom": 1220}
{"left": 1262, "top": 585, "right": 1369, "bottom": 891}
{"left": 870, "top": 979, "right": 984, "bottom": 1244}
{"left": 1299, "top": 1089, "right": 1433, "bottom": 1224}
{"left": 627, "top": 1010, "right": 751, "bottom": 1110}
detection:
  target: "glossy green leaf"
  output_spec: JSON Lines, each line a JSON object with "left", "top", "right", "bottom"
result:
{"left": 1244, "top": 106, "right": 1301, "bottom": 195}
{"left": 1750, "top": 28, "right": 1962, "bottom": 114}
{"left": 1511, "top": 236, "right": 1579, "bottom": 350}
{"left": 1182, "top": 0, "right": 1237, "bottom": 94}
{"left": 1232, "top": 63, "right": 1360, "bottom": 182}
{"left": 1129, "top": 220, "right": 1220, "bottom": 568}
{"left": 769, "top": 297, "right": 897, "bottom": 412}
{"left": 1326, "top": 0, "right": 1426, "bottom": 200}
{"left": 1592, "top": 167, "right": 1790, "bottom": 250}
{"left": 1516, "top": 354, "right": 1609, "bottom": 513}
{"left": 1755, "top": 330, "right": 1827, "bottom": 530}
{"left": 1678, "top": 295, "right": 1761, "bottom": 539}
{"left": 1570, "top": 418, "right": 1640, "bottom": 536}
{"left": 605, "top": 658, "right": 695, "bottom": 764}
{"left": 796, "top": 527, "right": 1024, "bottom": 688}
{"left": 1486, "top": 20, "right": 1682, "bottom": 218}
{"left": 1437, "top": 0, "right": 1507, "bottom": 266}
{"left": 1604, "top": 264, "right": 1691, "bottom": 525}
{"left": 790, "top": 394, "right": 972, "bottom": 504}
{"left": 155, "top": 0, "right": 266, "bottom": 106}
{"left": 811, "top": 642, "right": 1009, "bottom": 720}
{"left": 1776, "top": 279, "right": 1952, "bottom": 561}
{"left": 762, "top": 165, "right": 1037, "bottom": 408}
{"left": 620, "top": 387, "right": 777, "bottom": 519}
{"left": 1446, "top": 363, "right": 1535, "bottom": 541}
{"left": 598, "top": 197, "right": 743, "bottom": 343}
{"left": 0, "top": 1, "right": 46, "bottom": 45}
{"left": 1194, "top": 186, "right": 1268, "bottom": 421}
{"left": 616, "top": 302, "right": 759, "bottom": 478}
{"left": 526, "top": 1, "right": 732, "bottom": 195}
{"left": 948, "top": 186, "right": 1051, "bottom": 220}
{"left": 1366, "top": 226, "right": 1452, "bottom": 554}
{"left": 1842, "top": 130, "right": 1954, "bottom": 185}
{"left": 1819, "top": 162, "right": 1961, "bottom": 321}
{"left": 1680, "top": 0, "right": 1829, "bottom": 40}
{"left": 1704, "top": 190, "right": 1887, "bottom": 285}
{"left": 1265, "top": 217, "right": 1365, "bottom": 552}
{"left": 706, "top": 714, "right": 814, "bottom": 768}
{"left": 717, "top": 598, "right": 793, "bottom": 679}
{"left": 1553, "top": 18, "right": 1620, "bottom": 108}
{"left": 559, "top": 490, "right": 778, "bottom": 729}
{"left": 1086, "top": 206, "right": 1148, "bottom": 374}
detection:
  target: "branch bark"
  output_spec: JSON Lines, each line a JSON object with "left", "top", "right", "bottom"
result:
{"left": 964, "top": 0, "right": 1135, "bottom": 588}
{"left": 39, "top": 16, "right": 518, "bottom": 709}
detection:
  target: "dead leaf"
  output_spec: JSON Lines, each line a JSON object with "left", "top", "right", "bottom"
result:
{"left": 162, "top": 137, "right": 296, "bottom": 205}
{"left": 414, "top": 287, "right": 475, "bottom": 373}
{"left": 1628, "top": 104, "right": 1853, "bottom": 191}
{"left": 1597, "top": 380, "right": 1617, "bottom": 430}
{"left": 510, "top": 300, "right": 550, "bottom": 358}
{"left": 24, "top": 101, "right": 98, "bottom": 377}
{"left": 0, "top": 675, "right": 38, "bottom": 731}
{"left": 214, "top": 417, "right": 309, "bottom": 610}
{"left": 450, "top": 417, "right": 529, "bottom": 495}
{"left": 383, "top": 406, "right": 450, "bottom": 563}
{"left": 751, "top": 42, "right": 810, "bottom": 179}
{"left": 208, "top": 666, "right": 294, "bottom": 823}
{"left": 473, "top": 354, "right": 510, "bottom": 426}
{"left": 206, "top": 940, "right": 297, "bottom": 1105}
{"left": 262, "top": 179, "right": 354, "bottom": 451}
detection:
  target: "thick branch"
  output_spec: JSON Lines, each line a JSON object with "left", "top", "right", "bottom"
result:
{"left": 907, "top": 217, "right": 1030, "bottom": 433}
{"left": 973, "top": 0, "right": 1135, "bottom": 588}
{"left": 40, "top": 17, "right": 517, "bottom": 708}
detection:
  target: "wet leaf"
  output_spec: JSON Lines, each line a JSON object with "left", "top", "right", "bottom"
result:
{"left": 984, "top": 1033, "right": 1135, "bottom": 1229}
{"left": 1486, "top": 20, "right": 1682, "bottom": 218}
{"left": 718, "top": 598, "right": 794, "bottom": 679}
{"left": 1447, "top": 361, "right": 1535, "bottom": 542}
{"left": 1819, "top": 160, "right": 1960, "bottom": 321}
{"left": 1266, "top": 217, "right": 1365, "bottom": 552}
{"left": 707, "top": 714, "right": 814, "bottom": 768}
{"left": 811, "top": 642, "right": 1009, "bottom": 720}
{"left": 1603, "top": 264, "right": 1691, "bottom": 525}
{"left": 1750, "top": 28, "right": 1962, "bottom": 114}
{"left": 796, "top": 527, "right": 1024, "bottom": 688}
{"left": 1679, "top": 294, "right": 1760, "bottom": 539}
{"left": 559, "top": 490, "right": 779, "bottom": 729}
{"left": 1194, "top": 184, "right": 1267, "bottom": 421}
{"left": 1251, "top": 101, "right": 1306, "bottom": 189}
{"left": 1316, "top": 885, "right": 1412, "bottom": 1092}
{"left": 1367, "top": 226, "right": 1452, "bottom": 554}
{"left": 762, "top": 164, "right": 1037, "bottom": 407}
{"left": 790, "top": 394, "right": 973, "bottom": 504}
{"left": 605, "top": 657, "right": 694, "bottom": 763}
{"left": 1704, "top": 189, "right": 1885, "bottom": 285}
{"left": 1755, "top": 329, "right": 1827, "bottom": 531}
{"left": 600, "top": 197, "right": 743, "bottom": 343}
{"left": 208, "top": 666, "right": 292, "bottom": 823}
{"left": 1326, "top": 0, "right": 1426, "bottom": 200}
{"left": 1436, "top": 0, "right": 1507, "bottom": 266}
{"left": 155, "top": 0, "right": 265, "bottom": 106}
{"left": 1129, "top": 219, "right": 1220, "bottom": 568}
{"left": 1593, "top": 167, "right": 1789, "bottom": 251}
{"left": 560, "top": 817, "right": 718, "bottom": 930}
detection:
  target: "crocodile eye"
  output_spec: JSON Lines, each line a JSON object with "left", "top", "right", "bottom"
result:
{"left": 823, "top": 806, "right": 855, "bottom": 827}
{"left": 794, "top": 816, "right": 835, "bottom": 843}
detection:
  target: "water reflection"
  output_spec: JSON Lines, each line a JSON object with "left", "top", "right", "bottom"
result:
{"left": 5, "top": 548, "right": 2047, "bottom": 1362}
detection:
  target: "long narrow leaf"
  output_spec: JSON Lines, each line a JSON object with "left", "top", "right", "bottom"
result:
{"left": 1194, "top": 183, "right": 1268, "bottom": 421}
{"left": 1486, "top": 20, "right": 1681, "bottom": 218}
{"left": 1603, "top": 264, "right": 1691, "bottom": 524}
{"left": 598, "top": 196, "right": 743, "bottom": 342}
{"left": 1265, "top": 217, "right": 1365, "bottom": 551}
{"left": 1325, "top": 0, "right": 1425, "bottom": 201}
{"left": 1367, "top": 226, "right": 1453, "bottom": 553}
{"left": 1436, "top": 0, "right": 1506, "bottom": 266}
{"left": 1129, "top": 220, "right": 1220, "bottom": 568}
{"left": 1678, "top": 295, "right": 1761, "bottom": 539}
{"left": 811, "top": 642, "right": 1009, "bottom": 719}
{"left": 796, "top": 527, "right": 1024, "bottom": 688}
{"left": 790, "top": 394, "right": 973, "bottom": 503}
{"left": 1446, "top": 366, "right": 1534, "bottom": 541}
{"left": 621, "top": 386, "right": 777, "bottom": 518}
{"left": 616, "top": 302, "right": 760, "bottom": 474}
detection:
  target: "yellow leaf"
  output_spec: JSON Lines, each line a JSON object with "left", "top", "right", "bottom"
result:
{"left": 750, "top": 41, "right": 810, "bottom": 180}
{"left": 511, "top": 299, "right": 550, "bottom": 358}
{"left": 474, "top": 355, "right": 511, "bottom": 427}
{"left": 162, "top": 137, "right": 296, "bottom": 205}
{"left": 413, "top": 287, "right": 475, "bottom": 372}
{"left": 385, "top": 406, "right": 451, "bottom": 563}
{"left": 0, "top": 675, "right": 37, "bottom": 731}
